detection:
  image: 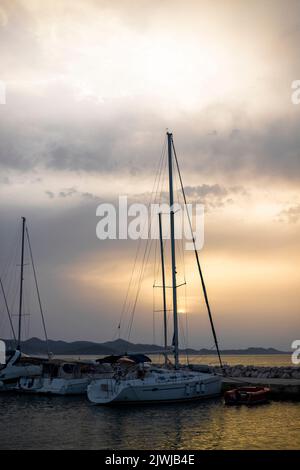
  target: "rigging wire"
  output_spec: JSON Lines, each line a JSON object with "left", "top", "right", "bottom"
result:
{"left": 116, "top": 137, "right": 167, "bottom": 340}
{"left": 128, "top": 143, "right": 168, "bottom": 339}
{"left": 126, "top": 236, "right": 155, "bottom": 341}
{"left": 0, "top": 222, "right": 21, "bottom": 342}
{"left": 152, "top": 203, "right": 159, "bottom": 345}
{"left": 172, "top": 137, "right": 224, "bottom": 372}
{"left": 152, "top": 146, "right": 169, "bottom": 347}
{"left": 152, "top": 285, "right": 156, "bottom": 345}
{"left": 0, "top": 277, "right": 16, "bottom": 343}
{"left": 26, "top": 227, "right": 50, "bottom": 358}
{"left": 172, "top": 149, "right": 190, "bottom": 364}
{"left": 184, "top": 282, "right": 189, "bottom": 365}
{"left": 124, "top": 139, "right": 168, "bottom": 341}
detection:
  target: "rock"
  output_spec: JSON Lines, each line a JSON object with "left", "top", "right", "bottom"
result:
{"left": 292, "top": 371, "right": 300, "bottom": 379}
{"left": 232, "top": 369, "right": 241, "bottom": 377}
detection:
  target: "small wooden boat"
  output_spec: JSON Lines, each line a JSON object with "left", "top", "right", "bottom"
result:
{"left": 224, "top": 386, "right": 270, "bottom": 405}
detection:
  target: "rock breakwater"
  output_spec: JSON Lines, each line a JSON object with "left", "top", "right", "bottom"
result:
{"left": 211, "top": 365, "right": 300, "bottom": 380}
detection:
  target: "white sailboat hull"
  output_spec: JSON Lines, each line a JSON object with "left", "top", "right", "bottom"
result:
{"left": 0, "top": 350, "right": 42, "bottom": 391}
{"left": 19, "top": 376, "right": 90, "bottom": 395}
{"left": 0, "top": 364, "right": 42, "bottom": 382}
{"left": 87, "top": 371, "right": 222, "bottom": 405}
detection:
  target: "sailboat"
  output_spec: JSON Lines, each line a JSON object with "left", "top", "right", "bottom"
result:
{"left": 2, "top": 218, "right": 113, "bottom": 396}
{"left": 0, "top": 218, "right": 113, "bottom": 395}
{"left": 87, "top": 132, "right": 222, "bottom": 405}
{"left": 0, "top": 217, "right": 44, "bottom": 389}
{"left": 19, "top": 359, "right": 113, "bottom": 395}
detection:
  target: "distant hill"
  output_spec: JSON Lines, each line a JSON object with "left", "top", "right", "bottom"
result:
{"left": 1, "top": 337, "right": 289, "bottom": 356}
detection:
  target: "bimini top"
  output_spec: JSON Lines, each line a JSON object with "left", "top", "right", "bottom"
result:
{"left": 97, "top": 354, "right": 151, "bottom": 364}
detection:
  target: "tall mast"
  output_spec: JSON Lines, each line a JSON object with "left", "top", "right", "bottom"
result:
{"left": 17, "top": 216, "right": 26, "bottom": 351}
{"left": 167, "top": 132, "right": 179, "bottom": 369}
{"left": 158, "top": 212, "right": 168, "bottom": 365}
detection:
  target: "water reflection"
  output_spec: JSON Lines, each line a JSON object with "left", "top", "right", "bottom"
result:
{"left": 88, "top": 399, "right": 222, "bottom": 449}
{"left": 0, "top": 394, "right": 299, "bottom": 449}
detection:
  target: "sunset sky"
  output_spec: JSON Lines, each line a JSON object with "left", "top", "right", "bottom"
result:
{"left": 0, "top": 0, "right": 299, "bottom": 350}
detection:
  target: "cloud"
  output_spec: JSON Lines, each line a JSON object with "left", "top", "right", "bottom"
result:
{"left": 58, "top": 187, "right": 77, "bottom": 198}
{"left": 0, "top": 176, "right": 10, "bottom": 184}
{"left": 1, "top": 84, "right": 300, "bottom": 186}
{"left": 0, "top": 0, "right": 299, "bottom": 349}
{"left": 131, "top": 184, "right": 247, "bottom": 212}
{"left": 0, "top": 192, "right": 298, "bottom": 348}
{"left": 0, "top": 0, "right": 45, "bottom": 81}
{"left": 176, "top": 113, "right": 300, "bottom": 184}
{"left": 183, "top": 184, "right": 247, "bottom": 209}
{"left": 45, "top": 190, "right": 54, "bottom": 198}
{"left": 45, "top": 187, "right": 100, "bottom": 201}
{"left": 0, "top": 0, "right": 300, "bottom": 185}
{"left": 277, "top": 204, "right": 300, "bottom": 224}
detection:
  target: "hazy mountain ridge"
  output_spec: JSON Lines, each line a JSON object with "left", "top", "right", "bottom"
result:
{"left": 1, "top": 337, "right": 289, "bottom": 356}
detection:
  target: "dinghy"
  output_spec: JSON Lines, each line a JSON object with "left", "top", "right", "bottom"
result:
{"left": 224, "top": 386, "right": 270, "bottom": 405}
